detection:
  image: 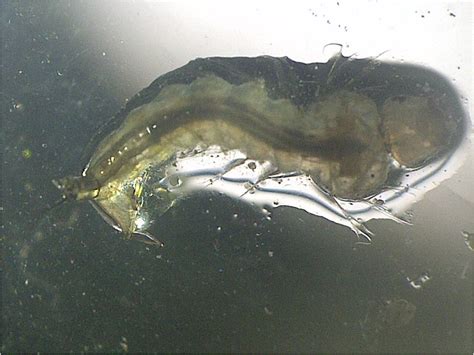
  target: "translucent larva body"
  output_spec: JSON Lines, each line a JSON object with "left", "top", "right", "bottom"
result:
{"left": 54, "top": 55, "right": 468, "bottom": 243}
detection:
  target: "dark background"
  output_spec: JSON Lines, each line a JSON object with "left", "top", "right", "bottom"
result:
{"left": 2, "top": 1, "right": 472, "bottom": 352}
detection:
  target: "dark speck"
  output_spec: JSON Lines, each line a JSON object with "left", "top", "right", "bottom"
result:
{"left": 393, "top": 95, "right": 407, "bottom": 103}
{"left": 449, "top": 12, "right": 456, "bottom": 17}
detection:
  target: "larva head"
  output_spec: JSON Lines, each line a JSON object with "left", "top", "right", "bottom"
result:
{"left": 52, "top": 175, "right": 100, "bottom": 201}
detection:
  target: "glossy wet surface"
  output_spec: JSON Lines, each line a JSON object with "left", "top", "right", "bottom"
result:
{"left": 61, "top": 52, "right": 468, "bottom": 243}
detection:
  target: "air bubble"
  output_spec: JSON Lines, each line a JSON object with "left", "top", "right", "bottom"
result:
{"left": 14, "top": 101, "right": 24, "bottom": 111}
{"left": 323, "top": 43, "right": 343, "bottom": 58}
{"left": 461, "top": 231, "right": 474, "bottom": 251}
{"left": 372, "top": 198, "right": 384, "bottom": 206}
{"left": 168, "top": 175, "right": 181, "bottom": 187}
{"left": 248, "top": 162, "right": 257, "bottom": 170}
{"left": 407, "top": 271, "right": 431, "bottom": 289}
